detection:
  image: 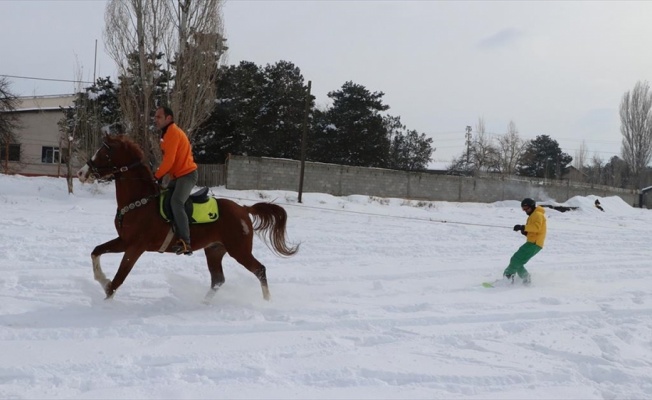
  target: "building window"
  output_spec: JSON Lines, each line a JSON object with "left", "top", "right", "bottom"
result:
{"left": 0, "top": 143, "right": 20, "bottom": 162}
{"left": 42, "top": 146, "right": 61, "bottom": 164}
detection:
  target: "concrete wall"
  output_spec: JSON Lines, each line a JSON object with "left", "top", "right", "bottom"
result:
{"left": 226, "top": 155, "right": 639, "bottom": 205}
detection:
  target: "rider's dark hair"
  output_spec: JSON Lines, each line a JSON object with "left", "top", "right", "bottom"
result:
{"left": 158, "top": 106, "right": 174, "bottom": 119}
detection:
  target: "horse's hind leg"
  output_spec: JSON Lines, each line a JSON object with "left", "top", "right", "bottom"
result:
{"left": 203, "top": 244, "right": 226, "bottom": 302}
{"left": 231, "top": 253, "right": 270, "bottom": 301}
{"left": 91, "top": 237, "right": 126, "bottom": 294}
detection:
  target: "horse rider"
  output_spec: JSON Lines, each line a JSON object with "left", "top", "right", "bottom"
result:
{"left": 153, "top": 106, "right": 198, "bottom": 255}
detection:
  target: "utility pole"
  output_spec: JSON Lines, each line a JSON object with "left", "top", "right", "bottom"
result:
{"left": 93, "top": 39, "right": 98, "bottom": 83}
{"left": 298, "top": 80, "right": 311, "bottom": 203}
{"left": 465, "top": 125, "right": 472, "bottom": 163}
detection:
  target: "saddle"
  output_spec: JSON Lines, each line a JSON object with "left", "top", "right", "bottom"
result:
{"left": 159, "top": 187, "right": 219, "bottom": 224}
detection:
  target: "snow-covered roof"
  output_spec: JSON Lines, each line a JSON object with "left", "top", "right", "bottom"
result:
{"left": 15, "top": 94, "right": 76, "bottom": 111}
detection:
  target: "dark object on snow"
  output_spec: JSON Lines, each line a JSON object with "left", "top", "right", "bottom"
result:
{"left": 540, "top": 204, "right": 578, "bottom": 213}
{"left": 595, "top": 199, "right": 604, "bottom": 212}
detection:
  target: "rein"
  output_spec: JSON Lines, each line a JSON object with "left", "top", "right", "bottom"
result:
{"left": 85, "top": 141, "right": 160, "bottom": 228}
{"left": 86, "top": 159, "right": 143, "bottom": 182}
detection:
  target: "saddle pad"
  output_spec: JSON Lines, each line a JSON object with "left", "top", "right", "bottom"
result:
{"left": 159, "top": 194, "right": 219, "bottom": 224}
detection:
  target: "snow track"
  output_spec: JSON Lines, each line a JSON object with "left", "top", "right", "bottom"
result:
{"left": 1, "top": 176, "right": 651, "bottom": 399}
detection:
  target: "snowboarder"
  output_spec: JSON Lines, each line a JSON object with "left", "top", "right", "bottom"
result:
{"left": 503, "top": 198, "right": 547, "bottom": 285}
{"left": 595, "top": 199, "right": 604, "bottom": 212}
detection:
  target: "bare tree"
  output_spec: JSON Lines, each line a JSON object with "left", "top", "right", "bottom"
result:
{"left": 475, "top": 117, "right": 486, "bottom": 136}
{"left": 447, "top": 118, "right": 499, "bottom": 175}
{"left": 496, "top": 120, "right": 524, "bottom": 175}
{"left": 169, "top": 0, "right": 226, "bottom": 133}
{"left": 104, "top": 0, "right": 167, "bottom": 160}
{"left": 57, "top": 65, "right": 88, "bottom": 194}
{"left": 620, "top": 80, "right": 652, "bottom": 186}
{"left": 573, "top": 140, "right": 588, "bottom": 172}
{"left": 471, "top": 117, "right": 499, "bottom": 173}
{"left": 0, "top": 78, "right": 21, "bottom": 174}
{"left": 589, "top": 153, "right": 604, "bottom": 185}
{"left": 104, "top": 0, "right": 225, "bottom": 161}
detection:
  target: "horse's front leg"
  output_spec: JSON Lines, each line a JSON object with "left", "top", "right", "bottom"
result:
{"left": 104, "top": 246, "right": 146, "bottom": 299}
{"left": 91, "top": 237, "right": 126, "bottom": 295}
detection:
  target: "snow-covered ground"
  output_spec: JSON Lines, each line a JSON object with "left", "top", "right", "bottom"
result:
{"left": 1, "top": 174, "right": 651, "bottom": 399}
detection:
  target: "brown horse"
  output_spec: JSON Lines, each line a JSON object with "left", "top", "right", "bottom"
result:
{"left": 76, "top": 134, "right": 299, "bottom": 301}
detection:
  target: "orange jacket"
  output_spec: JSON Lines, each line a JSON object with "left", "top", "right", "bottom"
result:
{"left": 154, "top": 123, "right": 197, "bottom": 180}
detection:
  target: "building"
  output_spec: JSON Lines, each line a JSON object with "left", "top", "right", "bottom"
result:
{"left": 2, "top": 94, "right": 76, "bottom": 176}
{"left": 561, "top": 165, "right": 589, "bottom": 183}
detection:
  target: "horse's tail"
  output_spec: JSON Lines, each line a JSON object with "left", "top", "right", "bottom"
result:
{"left": 246, "top": 202, "right": 300, "bottom": 257}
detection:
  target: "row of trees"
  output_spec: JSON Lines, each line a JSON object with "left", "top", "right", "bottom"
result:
{"left": 102, "top": 0, "right": 227, "bottom": 161}
{"left": 5, "top": 0, "right": 652, "bottom": 190}
{"left": 64, "top": 60, "right": 436, "bottom": 172}
{"left": 450, "top": 79, "right": 652, "bottom": 190}
{"left": 563, "top": 79, "right": 652, "bottom": 189}
{"left": 448, "top": 118, "right": 573, "bottom": 180}
{"left": 55, "top": 0, "right": 226, "bottom": 192}
{"left": 3, "top": 70, "right": 651, "bottom": 189}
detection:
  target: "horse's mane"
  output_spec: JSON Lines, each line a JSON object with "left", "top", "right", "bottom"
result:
{"left": 107, "top": 134, "right": 145, "bottom": 161}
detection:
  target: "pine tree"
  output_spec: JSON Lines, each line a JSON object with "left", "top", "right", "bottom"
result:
{"left": 193, "top": 61, "right": 266, "bottom": 163}
{"left": 314, "top": 81, "right": 390, "bottom": 167}
{"left": 385, "top": 115, "right": 434, "bottom": 171}
{"left": 194, "top": 61, "right": 311, "bottom": 163}
{"left": 254, "top": 61, "right": 311, "bottom": 159}
{"left": 517, "top": 135, "right": 572, "bottom": 178}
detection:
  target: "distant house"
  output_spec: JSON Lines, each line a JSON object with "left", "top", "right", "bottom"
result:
{"left": 427, "top": 160, "right": 453, "bottom": 175}
{"left": 562, "top": 165, "right": 588, "bottom": 183}
{"left": 2, "top": 94, "right": 76, "bottom": 176}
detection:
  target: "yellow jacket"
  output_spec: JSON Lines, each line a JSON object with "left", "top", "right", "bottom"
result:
{"left": 154, "top": 123, "right": 197, "bottom": 180}
{"left": 524, "top": 206, "right": 547, "bottom": 248}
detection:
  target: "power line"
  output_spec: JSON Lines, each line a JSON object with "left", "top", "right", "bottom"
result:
{"left": 0, "top": 74, "right": 94, "bottom": 85}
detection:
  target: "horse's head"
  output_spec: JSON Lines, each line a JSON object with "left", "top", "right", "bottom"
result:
{"left": 77, "top": 135, "right": 145, "bottom": 183}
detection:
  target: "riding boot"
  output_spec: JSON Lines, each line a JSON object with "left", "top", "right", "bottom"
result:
{"left": 171, "top": 238, "right": 192, "bottom": 255}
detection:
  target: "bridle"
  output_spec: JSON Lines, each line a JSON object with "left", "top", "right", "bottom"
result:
{"left": 86, "top": 140, "right": 161, "bottom": 227}
{"left": 86, "top": 141, "right": 143, "bottom": 181}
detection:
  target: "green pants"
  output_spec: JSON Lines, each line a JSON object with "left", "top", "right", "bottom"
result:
{"left": 503, "top": 242, "right": 541, "bottom": 278}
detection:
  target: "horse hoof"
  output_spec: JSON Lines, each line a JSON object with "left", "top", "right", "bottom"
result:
{"left": 104, "top": 283, "right": 115, "bottom": 299}
{"left": 203, "top": 288, "right": 218, "bottom": 304}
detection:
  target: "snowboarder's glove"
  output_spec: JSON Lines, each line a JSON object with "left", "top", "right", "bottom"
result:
{"left": 513, "top": 224, "right": 524, "bottom": 232}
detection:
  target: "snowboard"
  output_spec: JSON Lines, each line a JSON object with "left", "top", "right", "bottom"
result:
{"left": 482, "top": 277, "right": 530, "bottom": 288}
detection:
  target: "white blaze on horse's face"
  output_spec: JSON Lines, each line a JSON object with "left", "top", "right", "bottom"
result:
{"left": 77, "top": 164, "right": 90, "bottom": 183}
{"left": 77, "top": 146, "right": 102, "bottom": 183}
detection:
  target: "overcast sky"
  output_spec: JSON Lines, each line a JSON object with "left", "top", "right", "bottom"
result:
{"left": 3, "top": 0, "right": 652, "bottom": 162}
